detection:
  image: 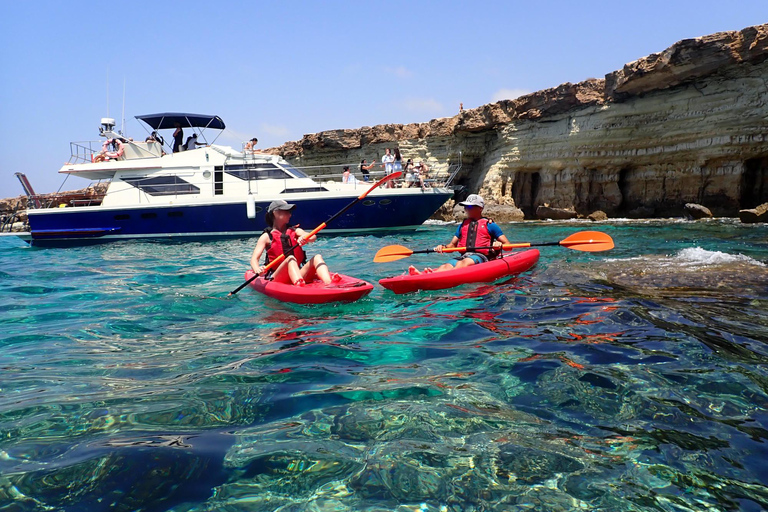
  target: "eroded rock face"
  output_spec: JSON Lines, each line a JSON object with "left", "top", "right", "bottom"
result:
{"left": 270, "top": 24, "right": 768, "bottom": 218}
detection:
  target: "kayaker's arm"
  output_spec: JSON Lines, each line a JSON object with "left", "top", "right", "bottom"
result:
{"left": 294, "top": 227, "right": 316, "bottom": 245}
{"left": 495, "top": 234, "right": 511, "bottom": 251}
{"left": 250, "top": 233, "right": 271, "bottom": 273}
{"left": 436, "top": 236, "right": 460, "bottom": 254}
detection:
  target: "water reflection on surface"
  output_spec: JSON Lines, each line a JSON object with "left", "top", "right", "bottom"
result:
{"left": 1, "top": 225, "right": 767, "bottom": 510}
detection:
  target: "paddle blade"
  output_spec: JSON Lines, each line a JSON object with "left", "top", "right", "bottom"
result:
{"left": 374, "top": 244, "right": 414, "bottom": 263}
{"left": 559, "top": 231, "right": 614, "bottom": 252}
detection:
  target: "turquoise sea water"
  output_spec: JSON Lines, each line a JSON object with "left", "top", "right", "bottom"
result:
{"left": 1, "top": 219, "right": 767, "bottom": 511}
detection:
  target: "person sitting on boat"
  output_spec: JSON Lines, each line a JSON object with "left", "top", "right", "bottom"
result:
{"left": 250, "top": 200, "right": 340, "bottom": 286}
{"left": 342, "top": 165, "right": 360, "bottom": 184}
{"left": 408, "top": 194, "right": 510, "bottom": 275}
{"left": 92, "top": 138, "right": 124, "bottom": 162}
{"left": 404, "top": 159, "right": 417, "bottom": 187}
{"left": 417, "top": 161, "right": 430, "bottom": 189}
{"left": 145, "top": 131, "right": 164, "bottom": 144}
{"left": 244, "top": 137, "right": 261, "bottom": 154}
{"left": 184, "top": 133, "right": 204, "bottom": 150}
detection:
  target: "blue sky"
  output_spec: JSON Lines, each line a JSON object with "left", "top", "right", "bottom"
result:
{"left": 1, "top": 1, "right": 765, "bottom": 196}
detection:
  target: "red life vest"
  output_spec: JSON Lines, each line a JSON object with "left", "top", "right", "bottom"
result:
{"left": 264, "top": 227, "right": 306, "bottom": 265}
{"left": 457, "top": 217, "right": 498, "bottom": 259}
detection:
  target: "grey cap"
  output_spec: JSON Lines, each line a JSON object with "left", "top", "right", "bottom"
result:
{"left": 458, "top": 194, "right": 485, "bottom": 208}
{"left": 267, "top": 200, "right": 296, "bottom": 213}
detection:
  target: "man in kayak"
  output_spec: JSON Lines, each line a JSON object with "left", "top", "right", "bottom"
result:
{"left": 250, "top": 200, "right": 340, "bottom": 286}
{"left": 408, "top": 194, "right": 510, "bottom": 274}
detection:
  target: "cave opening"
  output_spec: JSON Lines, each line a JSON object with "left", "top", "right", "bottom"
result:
{"left": 618, "top": 168, "right": 632, "bottom": 212}
{"left": 512, "top": 171, "right": 540, "bottom": 218}
{"left": 741, "top": 157, "right": 768, "bottom": 208}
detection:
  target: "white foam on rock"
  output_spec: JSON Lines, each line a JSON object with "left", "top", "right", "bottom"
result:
{"left": 606, "top": 247, "right": 766, "bottom": 267}
{"left": 674, "top": 247, "right": 764, "bottom": 266}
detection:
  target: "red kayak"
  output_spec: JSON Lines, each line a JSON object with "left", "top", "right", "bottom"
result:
{"left": 244, "top": 270, "right": 374, "bottom": 304}
{"left": 379, "top": 249, "right": 539, "bottom": 294}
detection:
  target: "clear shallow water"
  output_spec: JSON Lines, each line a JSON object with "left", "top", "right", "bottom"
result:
{"left": 0, "top": 219, "right": 767, "bottom": 511}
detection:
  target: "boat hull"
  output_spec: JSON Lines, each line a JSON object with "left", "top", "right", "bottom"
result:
{"left": 24, "top": 190, "right": 452, "bottom": 246}
{"left": 379, "top": 249, "right": 540, "bottom": 294}
{"left": 245, "top": 270, "right": 374, "bottom": 304}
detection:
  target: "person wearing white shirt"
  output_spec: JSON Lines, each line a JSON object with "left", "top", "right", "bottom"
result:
{"left": 382, "top": 148, "right": 394, "bottom": 174}
{"left": 184, "top": 133, "right": 204, "bottom": 150}
{"left": 382, "top": 148, "right": 395, "bottom": 188}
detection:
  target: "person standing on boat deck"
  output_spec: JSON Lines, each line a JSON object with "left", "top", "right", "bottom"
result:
{"left": 393, "top": 148, "right": 403, "bottom": 186}
{"left": 172, "top": 123, "right": 183, "bottom": 153}
{"left": 250, "top": 200, "right": 339, "bottom": 286}
{"left": 360, "top": 159, "right": 376, "bottom": 182}
{"left": 382, "top": 148, "right": 395, "bottom": 188}
{"left": 408, "top": 194, "right": 510, "bottom": 275}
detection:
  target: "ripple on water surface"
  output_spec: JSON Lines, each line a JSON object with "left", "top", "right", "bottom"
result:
{"left": 0, "top": 221, "right": 767, "bottom": 511}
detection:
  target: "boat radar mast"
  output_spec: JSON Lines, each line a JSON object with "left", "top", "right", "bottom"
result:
{"left": 99, "top": 117, "right": 121, "bottom": 139}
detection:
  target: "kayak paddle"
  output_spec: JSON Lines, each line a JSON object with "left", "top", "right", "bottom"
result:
{"left": 373, "top": 230, "right": 614, "bottom": 263}
{"left": 229, "top": 171, "right": 403, "bottom": 296}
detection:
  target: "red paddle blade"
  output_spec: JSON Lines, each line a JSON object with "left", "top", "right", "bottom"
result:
{"left": 374, "top": 244, "right": 414, "bottom": 263}
{"left": 559, "top": 231, "right": 614, "bottom": 252}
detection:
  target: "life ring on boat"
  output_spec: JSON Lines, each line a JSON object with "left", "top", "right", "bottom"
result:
{"left": 103, "top": 139, "right": 124, "bottom": 160}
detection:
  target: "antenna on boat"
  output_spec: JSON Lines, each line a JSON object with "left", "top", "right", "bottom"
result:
{"left": 106, "top": 68, "right": 110, "bottom": 118}
{"left": 120, "top": 77, "right": 126, "bottom": 136}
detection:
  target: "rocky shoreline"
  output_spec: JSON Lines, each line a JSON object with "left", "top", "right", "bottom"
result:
{"left": 3, "top": 24, "right": 767, "bottom": 227}
{"left": 270, "top": 23, "right": 768, "bottom": 222}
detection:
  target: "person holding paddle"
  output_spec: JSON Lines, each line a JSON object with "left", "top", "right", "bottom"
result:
{"left": 408, "top": 194, "right": 511, "bottom": 275}
{"left": 250, "top": 200, "right": 339, "bottom": 286}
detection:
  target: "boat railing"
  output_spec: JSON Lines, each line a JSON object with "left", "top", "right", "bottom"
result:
{"left": 69, "top": 141, "right": 104, "bottom": 164}
{"left": 290, "top": 162, "right": 459, "bottom": 189}
{"left": 69, "top": 140, "right": 163, "bottom": 164}
{"left": 0, "top": 207, "right": 27, "bottom": 233}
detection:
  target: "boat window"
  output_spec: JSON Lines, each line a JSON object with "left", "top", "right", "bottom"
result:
{"left": 225, "top": 164, "right": 292, "bottom": 181}
{"left": 282, "top": 187, "right": 328, "bottom": 193}
{"left": 141, "top": 212, "right": 157, "bottom": 219}
{"left": 214, "top": 167, "right": 223, "bottom": 195}
{"left": 278, "top": 162, "right": 309, "bottom": 178}
{"left": 114, "top": 214, "right": 130, "bottom": 220}
{"left": 122, "top": 176, "right": 200, "bottom": 196}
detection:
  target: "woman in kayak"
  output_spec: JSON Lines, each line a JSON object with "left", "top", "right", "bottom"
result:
{"left": 408, "top": 194, "right": 510, "bottom": 275}
{"left": 250, "top": 200, "right": 339, "bottom": 286}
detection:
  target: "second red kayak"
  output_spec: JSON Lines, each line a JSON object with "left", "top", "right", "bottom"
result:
{"left": 245, "top": 270, "right": 374, "bottom": 304}
{"left": 379, "top": 249, "right": 540, "bottom": 294}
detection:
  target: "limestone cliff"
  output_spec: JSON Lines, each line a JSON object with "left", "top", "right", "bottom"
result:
{"left": 272, "top": 24, "right": 768, "bottom": 218}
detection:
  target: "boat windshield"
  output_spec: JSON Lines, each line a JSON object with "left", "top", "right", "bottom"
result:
{"left": 279, "top": 161, "right": 309, "bottom": 179}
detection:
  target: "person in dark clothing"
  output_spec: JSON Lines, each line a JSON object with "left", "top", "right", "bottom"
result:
{"left": 173, "top": 123, "right": 184, "bottom": 153}
{"left": 360, "top": 159, "right": 376, "bottom": 182}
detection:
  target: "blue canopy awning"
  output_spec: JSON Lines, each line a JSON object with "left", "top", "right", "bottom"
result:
{"left": 135, "top": 113, "right": 226, "bottom": 130}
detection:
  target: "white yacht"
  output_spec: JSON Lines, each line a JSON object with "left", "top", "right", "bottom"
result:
{"left": 7, "top": 113, "right": 455, "bottom": 247}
